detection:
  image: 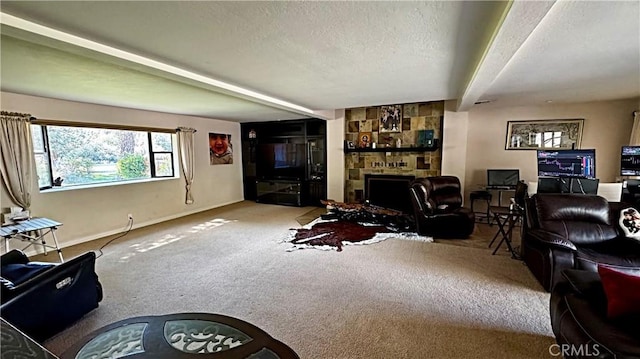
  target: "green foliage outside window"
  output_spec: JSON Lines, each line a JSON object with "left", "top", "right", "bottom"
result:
{"left": 117, "top": 154, "right": 149, "bottom": 179}
{"left": 32, "top": 124, "right": 175, "bottom": 189}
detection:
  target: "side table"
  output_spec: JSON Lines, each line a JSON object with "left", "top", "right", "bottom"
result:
{"left": 0, "top": 217, "right": 64, "bottom": 262}
{"left": 60, "top": 313, "right": 299, "bottom": 359}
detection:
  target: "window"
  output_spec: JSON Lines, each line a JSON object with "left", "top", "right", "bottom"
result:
{"left": 534, "top": 131, "right": 562, "bottom": 148}
{"left": 31, "top": 124, "right": 176, "bottom": 190}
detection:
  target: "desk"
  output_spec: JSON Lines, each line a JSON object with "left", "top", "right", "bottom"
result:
{"left": 61, "top": 313, "right": 300, "bottom": 359}
{"left": 0, "top": 218, "right": 64, "bottom": 262}
{"left": 489, "top": 207, "right": 521, "bottom": 259}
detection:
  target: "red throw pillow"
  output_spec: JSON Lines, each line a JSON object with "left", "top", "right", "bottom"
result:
{"left": 597, "top": 265, "right": 640, "bottom": 319}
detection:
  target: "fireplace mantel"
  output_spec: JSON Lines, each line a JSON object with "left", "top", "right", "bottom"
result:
{"left": 344, "top": 145, "right": 438, "bottom": 153}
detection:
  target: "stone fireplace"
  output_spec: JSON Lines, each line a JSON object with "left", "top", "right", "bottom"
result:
{"left": 344, "top": 100, "right": 444, "bottom": 205}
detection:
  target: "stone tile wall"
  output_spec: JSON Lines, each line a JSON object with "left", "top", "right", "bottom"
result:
{"left": 344, "top": 101, "right": 444, "bottom": 203}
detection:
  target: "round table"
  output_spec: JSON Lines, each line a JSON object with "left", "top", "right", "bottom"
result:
{"left": 60, "top": 313, "right": 299, "bottom": 359}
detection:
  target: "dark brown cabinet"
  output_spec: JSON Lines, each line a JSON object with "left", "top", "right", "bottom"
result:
{"left": 241, "top": 119, "right": 326, "bottom": 206}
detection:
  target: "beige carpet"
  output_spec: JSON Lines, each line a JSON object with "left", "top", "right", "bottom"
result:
{"left": 39, "top": 201, "right": 555, "bottom": 358}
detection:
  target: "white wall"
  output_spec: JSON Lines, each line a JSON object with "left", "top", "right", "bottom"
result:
{"left": 1, "top": 92, "right": 243, "bottom": 250}
{"left": 326, "top": 109, "right": 345, "bottom": 202}
{"left": 442, "top": 100, "right": 470, "bottom": 199}
{"left": 463, "top": 98, "right": 639, "bottom": 200}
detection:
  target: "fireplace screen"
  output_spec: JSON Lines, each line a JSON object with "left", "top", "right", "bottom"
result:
{"left": 364, "top": 174, "right": 415, "bottom": 213}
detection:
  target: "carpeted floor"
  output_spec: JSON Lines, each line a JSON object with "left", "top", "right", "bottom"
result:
{"left": 35, "top": 201, "right": 554, "bottom": 358}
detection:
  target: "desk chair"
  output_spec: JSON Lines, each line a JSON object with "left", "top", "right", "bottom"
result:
{"left": 597, "top": 182, "right": 623, "bottom": 202}
{"left": 470, "top": 190, "right": 492, "bottom": 224}
{"left": 488, "top": 181, "right": 528, "bottom": 258}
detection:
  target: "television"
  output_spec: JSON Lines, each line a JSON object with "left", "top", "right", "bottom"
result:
{"left": 257, "top": 143, "right": 306, "bottom": 180}
{"left": 487, "top": 169, "right": 520, "bottom": 189}
{"left": 621, "top": 146, "right": 640, "bottom": 176}
{"left": 537, "top": 149, "right": 596, "bottom": 179}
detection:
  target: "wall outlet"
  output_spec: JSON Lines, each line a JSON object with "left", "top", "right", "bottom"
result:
{"left": 127, "top": 213, "right": 133, "bottom": 220}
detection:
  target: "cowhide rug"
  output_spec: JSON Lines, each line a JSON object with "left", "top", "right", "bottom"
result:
{"left": 283, "top": 218, "right": 432, "bottom": 252}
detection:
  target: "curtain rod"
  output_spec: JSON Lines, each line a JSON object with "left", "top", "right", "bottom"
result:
{"left": 30, "top": 118, "right": 177, "bottom": 133}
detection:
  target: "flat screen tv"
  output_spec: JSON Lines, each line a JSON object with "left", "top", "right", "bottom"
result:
{"left": 621, "top": 146, "right": 640, "bottom": 176}
{"left": 257, "top": 143, "right": 306, "bottom": 180}
{"left": 537, "top": 149, "right": 596, "bottom": 179}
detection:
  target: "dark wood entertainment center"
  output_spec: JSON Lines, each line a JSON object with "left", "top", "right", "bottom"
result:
{"left": 241, "top": 118, "right": 326, "bottom": 207}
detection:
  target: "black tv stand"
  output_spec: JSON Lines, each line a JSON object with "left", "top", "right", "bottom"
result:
{"left": 256, "top": 179, "right": 302, "bottom": 206}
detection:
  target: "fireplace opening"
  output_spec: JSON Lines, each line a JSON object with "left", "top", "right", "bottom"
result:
{"left": 364, "top": 174, "right": 416, "bottom": 213}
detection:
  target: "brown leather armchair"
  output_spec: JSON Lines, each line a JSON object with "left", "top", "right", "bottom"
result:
{"left": 550, "top": 269, "right": 640, "bottom": 359}
{"left": 522, "top": 193, "right": 640, "bottom": 292}
{"left": 409, "top": 176, "right": 475, "bottom": 238}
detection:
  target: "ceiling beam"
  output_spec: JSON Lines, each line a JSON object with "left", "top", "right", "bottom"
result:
{"left": 456, "top": 0, "right": 557, "bottom": 112}
{"left": 0, "top": 12, "right": 320, "bottom": 119}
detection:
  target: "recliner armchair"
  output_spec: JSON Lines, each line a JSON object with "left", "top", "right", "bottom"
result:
{"left": 550, "top": 269, "right": 640, "bottom": 359}
{"left": 522, "top": 193, "right": 640, "bottom": 292}
{"left": 1, "top": 249, "right": 103, "bottom": 342}
{"left": 409, "top": 176, "right": 475, "bottom": 238}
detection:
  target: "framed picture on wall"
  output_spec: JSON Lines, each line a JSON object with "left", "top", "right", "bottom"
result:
{"left": 505, "top": 119, "right": 584, "bottom": 150}
{"left": 209, "top": 132, "right": 233, "bottom": 164}
{"left": 379, "top": 105, "right": 402, "bottom": 133}
{"left": 358, "top": 132, "right": 372, "bottom": 148}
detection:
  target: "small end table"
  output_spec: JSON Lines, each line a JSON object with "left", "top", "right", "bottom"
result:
{"left": 61, "top": 313, "right": 299, "bottom": 359}
{"left": 0, "top": 217, "right": 64, "bottom": 262}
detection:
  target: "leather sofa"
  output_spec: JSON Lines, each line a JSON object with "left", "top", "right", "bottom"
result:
{"left": 409, "top": 176, "right": 475, "bottom": 238}
{"left": 1, "top": 249, "right": 103, "bottom": 342}
{"left": 550, "top": 269, "right": 640, "bottom": 359}
{"left": 522, "top": 193, "right": 640, "bottom": 292}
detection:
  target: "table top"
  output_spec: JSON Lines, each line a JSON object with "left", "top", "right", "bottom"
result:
{"left": 60, "top": 313, "right": 299, "bottom": 359}
{"left": 0, "top": 217, "right": 62, "bottom": 237}
{"left": 1, "top": 318, "right": 58, "bottom": 359}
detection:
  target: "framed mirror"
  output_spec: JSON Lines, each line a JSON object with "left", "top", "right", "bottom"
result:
{"left": 505, "top": 119, "right": 584, "bottom": 150}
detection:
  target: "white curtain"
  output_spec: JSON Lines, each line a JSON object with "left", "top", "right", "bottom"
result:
{"left": 0, "top": 111, "right": 34, "bottom": 209}
{"left": 629, "top": 110, "right": 640, "bottom": 145}
{"left": 177, "top": 127, "right": 196, "bottom": 204}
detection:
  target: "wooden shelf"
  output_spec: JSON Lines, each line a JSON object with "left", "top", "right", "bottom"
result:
{"left": 344, "top": 146, "right": 439, "bottom": 153}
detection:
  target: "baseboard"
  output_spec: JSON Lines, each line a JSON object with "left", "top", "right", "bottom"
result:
{"left": 19, "top": 200, "right": 243, "bottom": 257}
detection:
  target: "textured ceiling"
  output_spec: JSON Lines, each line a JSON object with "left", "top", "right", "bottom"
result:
{"left": 0, "top": 1, "right": 638, "bottom": 122}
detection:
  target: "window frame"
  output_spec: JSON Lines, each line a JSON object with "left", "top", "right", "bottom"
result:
{"left": 147, "top": 132, "right": 176, "bottom": 179}
{"left": 32, "top": 122, "right": 178, "bottom": 190}
{"left": 32, "top": 125, "right": 54, "bottom": 189}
